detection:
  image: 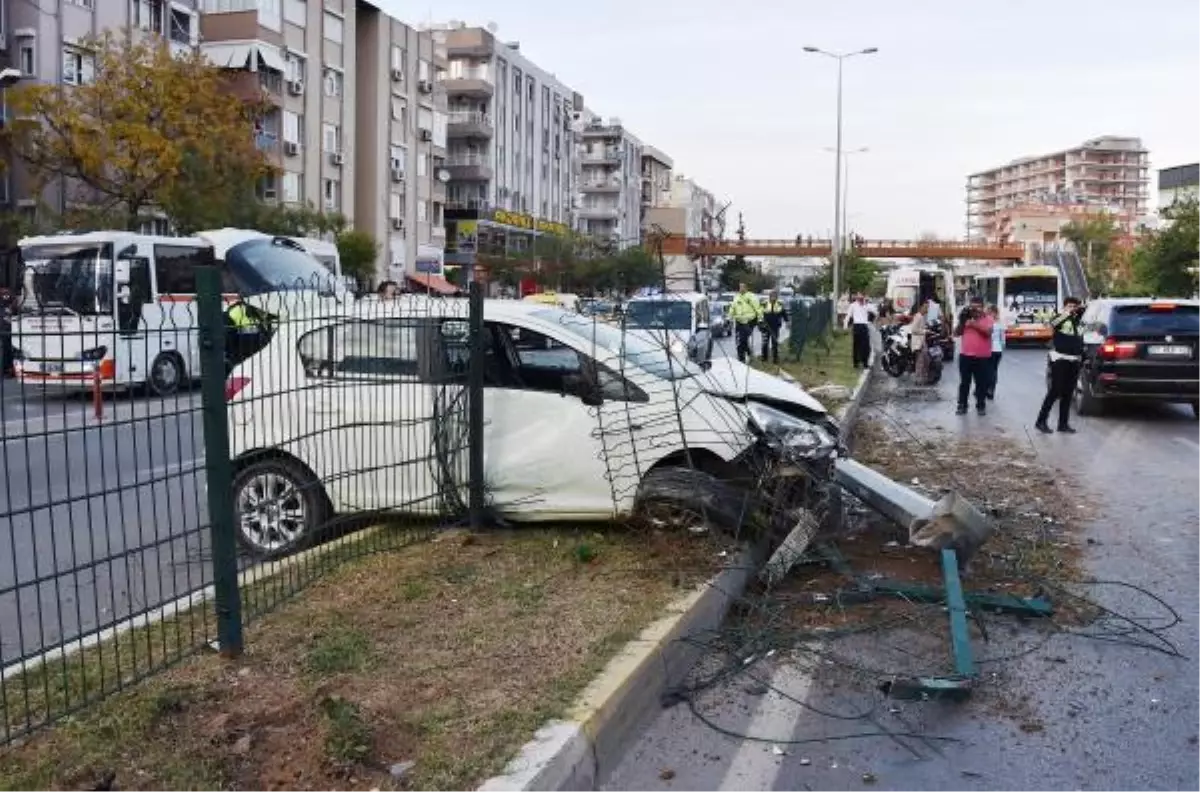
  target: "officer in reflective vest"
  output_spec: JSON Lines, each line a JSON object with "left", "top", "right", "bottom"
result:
{"left": 760, "top": 290, "right": 788, "bottom": 364}
{"left": 226, "top": 299, "right": 270, "bottom": 369}
{"left": 1035, "top": 296, "right": 1085, "bottom": 434}
{"left": 729, "top": 283, "right": 764, "bottom": 364}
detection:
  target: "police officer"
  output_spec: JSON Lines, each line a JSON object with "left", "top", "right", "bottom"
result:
{"left": 226, "top": 299, "right": 271, "bottom": 369}
{"left": 729, "top": 282, "right": 763, "bottom": 364}
{"left": 1035, "top": 296, "right": 1086, "bottom": 434}
{"left": 760, "top": 289, "right": 788, "bottom": 364}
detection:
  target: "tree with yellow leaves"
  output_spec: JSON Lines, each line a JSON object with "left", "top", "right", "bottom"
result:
{"left": 3, "top": 31, "right": 273, "bottom": 231}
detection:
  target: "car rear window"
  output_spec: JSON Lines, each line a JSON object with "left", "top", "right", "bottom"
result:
{"left": 1110, "top": 304, "right": 1200, "bottom": 336}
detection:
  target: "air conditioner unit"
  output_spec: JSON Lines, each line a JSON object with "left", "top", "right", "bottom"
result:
{"left": 391, "top": 67, "right": 404, "bottom": 81}
{"left": 330, "top": 151, "right": 345, "bottom": 166}
{"left": 391, "top": 217, "right": 405, "bottom": 231}
{"left": 262, "top": 189, "right": 277, "bottom": 201}
{"left": 419, "top": 129, "right": 433, "bottom": 142}
{"left": 418, "top": 80, "right": 434, "bottom": 94}
{"left": 287, "top": 80, "right": 304, "bottom": 96}
{"left": 283, "top": 141, "right": 299, "bottom": 156}
{"left": 391, "top": 169, "right": 405, "bottom": 183}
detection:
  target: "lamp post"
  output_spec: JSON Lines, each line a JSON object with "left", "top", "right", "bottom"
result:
{"left": 824, "top": 145, "right": 868, "bottom": 253}
{"left": 804, "top": 46, "right": 877, "bottom": 299}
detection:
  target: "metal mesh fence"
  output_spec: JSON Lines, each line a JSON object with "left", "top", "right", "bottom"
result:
{"left": 787, "top": 297, "right": 834, "bottom": 359}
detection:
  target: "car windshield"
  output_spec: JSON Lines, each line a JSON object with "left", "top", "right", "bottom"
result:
{"left": 624, "top": 300, "right": 693, "bottom": 331}
{"left": 531, "top": 308, "right": 703, "bottom": 380}
{"left": 1111, "top": 304, "right": 1200, "bottom": 335}
{"left": 226, "top": 238, "right": 342, "bottom": 297}
{"left": 19, "top": 242, "right": 114, "bottom": 315}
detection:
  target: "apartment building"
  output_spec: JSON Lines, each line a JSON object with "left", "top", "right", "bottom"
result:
{"left": 1158, "top": 163, "right": 1199, "bottom": 210}
{"left": 642, "top": 174, "right": 720, "bottom": 291}
{"left": 574, "top": 113, "right": 642, "bottom": 248}
{"left": 432, "top": 24, "right": 578, "bottom": 278}
{"left": 0, "top": 0, "right": 203, "bottom": 226}
{"left": 967, "top": 135, "right": 1150, "bottom": 241}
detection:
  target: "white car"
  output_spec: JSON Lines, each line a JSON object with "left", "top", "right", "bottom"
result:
{"left": 623, "top": 292, "right": 716, "bottom": 364}
{"left": 225, "top": 299, "right": 838, "bottom": 558}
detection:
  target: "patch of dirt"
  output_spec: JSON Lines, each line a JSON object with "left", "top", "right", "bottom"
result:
{"left": 0, "top": 527, "right": 730, "bottom": 791}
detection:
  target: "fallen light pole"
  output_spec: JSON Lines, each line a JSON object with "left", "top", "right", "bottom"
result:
{"left": 833, "top": 458, "right": 995, "bottom": 563}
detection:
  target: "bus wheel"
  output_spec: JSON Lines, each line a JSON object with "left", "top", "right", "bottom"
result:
{"left": 149, "top": 352, "right": 185, "bottom": 397}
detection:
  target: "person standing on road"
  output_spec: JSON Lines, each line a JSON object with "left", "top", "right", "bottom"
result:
{"left": 760, "top": 289, "right": 788, "bottom": 364}
{"left": 909, "top": 301, "right": 930, "bottom": 385}
{"left": 729, "top": 282, "right": 763, "bottom": 364}
{"left": 844, "top": 293, "right": 873, "bottom": 369}
{"left": 954, "top": 295, "right": 995, "bottom": 416}
{"left": 1035, "top": 296, "right": 1086, "bottom": 434}
{"left": 987, "top": 304, "right": 1005, "bottom": 399}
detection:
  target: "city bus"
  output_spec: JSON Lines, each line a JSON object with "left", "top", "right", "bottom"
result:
{"left": 973, "top": 265, "right": 1063, "bottom": 343}
{"left": 13, "top": 228, "right": 347, "bottom": 395}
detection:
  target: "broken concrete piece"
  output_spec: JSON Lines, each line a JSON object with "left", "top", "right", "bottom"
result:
{"left": 759, "top": 510, "right": 821, "bottom": 587}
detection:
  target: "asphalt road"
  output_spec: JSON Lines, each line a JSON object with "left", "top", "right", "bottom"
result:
{"left": 604, "top": 347, "right": 1199, "bottom": 791}
{"left": 0, "top": 380, "right": 210, "bottom": 666}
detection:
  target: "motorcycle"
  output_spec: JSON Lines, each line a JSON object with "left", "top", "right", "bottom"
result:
{"left": 880, "top": 324, "right": 914, "bottom": 377}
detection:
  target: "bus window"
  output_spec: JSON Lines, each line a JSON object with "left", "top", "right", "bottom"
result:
{"left": 154, "top": 244, "right": 208, "bottom": 295}
{"left": 980, "top": 278, "right": 1000, "bottom": 307}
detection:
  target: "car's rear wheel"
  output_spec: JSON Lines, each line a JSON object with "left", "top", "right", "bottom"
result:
{"left": 1075, "top": 372, "right": 1103, "bottom": 417}
{"left": 232, "top": 457, "right": 328, "bottom": 560}
{"left": 148, "top": 352, "right": 185, "bottom": 397}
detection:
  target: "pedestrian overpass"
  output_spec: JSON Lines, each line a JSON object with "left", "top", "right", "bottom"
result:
{"left": 658, "top": 236, "right": 1025, "bottom": 261}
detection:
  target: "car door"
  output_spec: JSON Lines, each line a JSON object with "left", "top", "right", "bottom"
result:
{"left": 296, "top": 318, "right": 442, "bottom": 515}
{"left": 481, "top": 321, "right": 637, "bottom": 519}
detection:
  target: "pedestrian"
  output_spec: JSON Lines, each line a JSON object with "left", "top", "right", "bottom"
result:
{"left": 729, "top": 282, "right": 763, "bottom": 364}
{"left": 1035, "top": 296, "right": 1086, "bottom": 434}
{"left": 987, "top": 304, "right": 1005, "bottom": 399}
{"left": 953, "top": 295, "right": 994, "bottom": 416}
{"left": 844, "top": 292, "right": 873, "bottom": 369}
{"left": 909, "top": 300, "right": 930, "bottom": 385}
{"left": 925, "top": 295, "right": 942, "bottom": 327}
{"left": 760, "top": 289, "right": 788, "bottom": 364}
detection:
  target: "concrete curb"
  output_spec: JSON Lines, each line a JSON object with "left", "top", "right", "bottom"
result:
{"left": 478, "top": 358, "right": 879, "bottom": 792}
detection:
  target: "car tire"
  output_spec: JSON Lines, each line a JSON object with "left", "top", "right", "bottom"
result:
{"left": 634, "top": 466, "right": 743, "bottom": 536}
{"left": 1075, "top": 373, "right": 1103, "bottom": 417}
{"left": 232, "top": 456, "right": 329, "bottom": 560}
{"left": 1190, "top": 401, "right": 1199, "bottom": 420}
{"left": 148, "top": 352, "right": 186, "bottom": 397}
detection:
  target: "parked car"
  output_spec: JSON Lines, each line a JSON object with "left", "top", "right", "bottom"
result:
{"left": 623, "top": 292, "right": 715, "bottom": 364}
{"left": 1063, "top": 298, "right": 1199, "bottom": 418}
{"left": 225, "top": 298, "right": 839, "bottom": 558}
{"left": 710, "top": 300, "right": 732, "bottom": 338}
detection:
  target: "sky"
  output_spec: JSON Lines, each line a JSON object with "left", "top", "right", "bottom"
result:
{"left": 380, "top": 0, "right": 1200, "bottom": 240}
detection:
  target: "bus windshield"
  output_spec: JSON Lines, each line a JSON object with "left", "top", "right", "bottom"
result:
{"left": 624, "top": 300, "right": 693, "bottom": 331}
{"left": 19, "top": 242, "right": 115, "bottom": 316}
{"left": 226, "top": 238, "right": 342, "bottom": 296}
{"left": 1005, "top": 276, "right": 1059, "bottom": 317}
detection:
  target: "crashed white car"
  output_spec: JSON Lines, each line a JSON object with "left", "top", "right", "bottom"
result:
{"left": 225, "top": 298, "right": 838, "bottom": 558}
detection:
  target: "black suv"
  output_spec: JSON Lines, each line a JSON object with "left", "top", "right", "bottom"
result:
{"left": 1072, "top": 298, "right": 1199, "bottom": 418}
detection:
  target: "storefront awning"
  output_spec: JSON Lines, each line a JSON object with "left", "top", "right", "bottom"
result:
{"left": 407, "top": 274, "right": 459, "bottom": 295}
{"left": 201, "top": 41, "right": 286, "bottom": 73}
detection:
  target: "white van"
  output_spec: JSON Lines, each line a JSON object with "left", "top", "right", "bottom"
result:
{"left": 287, "top": 237, "right": 341, "bottom": 279}
{"left": 224, "top": 299, "right": 837, "bottom": 558}
{"left": 623, "top": 291, "right": 715, "bottom": 364}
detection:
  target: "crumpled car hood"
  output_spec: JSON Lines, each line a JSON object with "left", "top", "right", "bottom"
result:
{"left": 699, "top": 357, "right": 828, "bottom": 415}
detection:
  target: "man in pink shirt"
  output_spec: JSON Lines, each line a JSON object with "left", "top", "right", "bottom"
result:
{"left": 954, "top": 295, "right": 995, "bottom": 416}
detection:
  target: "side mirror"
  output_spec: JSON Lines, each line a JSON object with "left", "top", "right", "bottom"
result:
{"left": 563, "top": 373, "right": 603, "bottom": 406}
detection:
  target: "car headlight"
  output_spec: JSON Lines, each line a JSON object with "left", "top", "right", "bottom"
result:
{"left": 746, "top": 401, "right": 836, "bottom": 456}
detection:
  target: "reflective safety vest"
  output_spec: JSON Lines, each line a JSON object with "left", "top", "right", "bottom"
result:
{"left": 228, "top": 303, "right": 257, "bottom": 331}
{"left": 729, "top": 292, "right": 764, "bottom": 325}
{"left": 1049, "top": 310, "right": 1083, "bottom": 357}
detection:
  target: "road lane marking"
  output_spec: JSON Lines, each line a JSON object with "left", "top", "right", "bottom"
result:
{"left": 718, "top": 659, "right": 818, "bottom": 792}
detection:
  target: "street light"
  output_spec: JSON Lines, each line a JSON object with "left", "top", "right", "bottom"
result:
{"left": 825, "top": 146, "right": 869, "bottom": 252}
{"left": 805, "top": 46, "right": 878, "bottom": 298}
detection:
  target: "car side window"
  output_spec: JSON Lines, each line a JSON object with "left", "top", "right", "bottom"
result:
{"left": 298, "top": 319, "right": 420, "bottom": 380}
{"left": 501, "top": 324, "right": 584, "bottom": 394}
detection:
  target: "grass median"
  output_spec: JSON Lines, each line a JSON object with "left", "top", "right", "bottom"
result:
{"left": 751, "top": 329, "right": 860, "bottom": 407}
{"left": 0, "top": 527, "right": 728, "bottom": 791}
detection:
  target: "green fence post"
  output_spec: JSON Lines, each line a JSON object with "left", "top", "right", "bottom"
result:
{"left": 467, "top": 281, "right": 486, "bottom": 529}
{"left": 196, "top": 266, "right": 244, "bottom": 658}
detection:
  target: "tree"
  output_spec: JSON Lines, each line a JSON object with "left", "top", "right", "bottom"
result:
{"left": 1130, "top": 198, "right": 1199, "bottom": 297}
{"left": 3, "top": 32, "right": 272, "bottom": 231}
{"left": 1061, "top": 214, "right": 1120, "bottom": 295}
{"left": 814, "top": 250, "right": 879, "bottom": 297}
{"left": 335, "top": 229, "right": 379, "bottom": 286}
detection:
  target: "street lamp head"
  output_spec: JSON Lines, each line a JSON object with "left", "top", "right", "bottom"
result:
{"left": 802, "top": 46, "right": 820, "bottom": 53}
{"left": 861, "top": 47, "right": 879, "bottom": 54}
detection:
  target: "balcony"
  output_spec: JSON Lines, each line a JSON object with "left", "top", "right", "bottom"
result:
{"left": 447, "top": 198, "right": 492, "bottom": 213}
{"left": 442, "top": 68, "right": 493, "bottom": 98}
{"left": 447, "top": 110, "right": 493, "bottom": 139}
{"left": 255, "top": 131, "right": 280, "bottom": 156}
{"left": 445, "top": 154, "right": 493, "bottom": 181}
{"left": 580, "top": 177, "right": 622, "bottom": 193}
{"left": 443, "top": 28, "right": 496, "bottom": 58}
{"left": 577, "top": 205, "right": 619, "bottom": 220}
{"left": 580, "top": 148, "right": 621, "bottom": 165}
{"left": 580, "top": 124, "right": 622, "bottom": 140}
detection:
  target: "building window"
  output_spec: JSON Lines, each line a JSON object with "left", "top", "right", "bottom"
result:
{"left": 391, "top": 96, "right": 407, "bottom": 123}
{"left": 17, "top": 36, "right": 35, "bottom": 75}
{"left": 417, "top": 106, "right": 432, "bottom": 136}
{"left": 285, "top": 52, "right": 306, "bottom": 83}
{"left": 283, "top": 110, "right": 302, "bottom": 144}
{"left": 323, "top": 11, "right": 343, "bottom": 43}
{"left": 417, "top": 59, "right": 430, "bottom": 83}
{"left": 134, "top": 0, "right": 165, "bottom": 34}
{"left": 390, "top": 45, "right": 405, "bottom": 76}
{"left": 67, "top": 0, "right": 95, "bottom": 7}
{"left": 417, "top": 200, "right": 427, "bottom": 223}
{"left": 282, "top": 172, "right": 302, "bottom": 204}
{"left": 389, "top": 145, "right": 405, "bottom": 172}
{"left": 322, "top": 122, "right": 340, "bottom": 152}
{"left": 417, "top": 153, "right": 427, "bottom": 179}
{"left": 168, "top": 6, "right": 196, "bottom": 45}
{"left": 323, "top": 178, "right": 340, "bottom": 211}
{"left": 323, "top": 66, "right": 342, "bottom": 98}
{"left": 62, "top": 47, "right": 94, "bottom": 86}
{"left": 389, "top": 192, "right": 402, "bottom": 219}
{"left": 283, "top": 0, "right": 306, "bottom": 26}
{"left": 258, "top": 0, "right": 282, "bottom": 30}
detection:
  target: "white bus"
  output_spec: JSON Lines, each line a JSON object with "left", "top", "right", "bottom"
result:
{"left": 13, "top": 229, "right": 347, "bottom": 395}
{"left": 974, "top": 265, "right": 1063, "bottom": 344}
